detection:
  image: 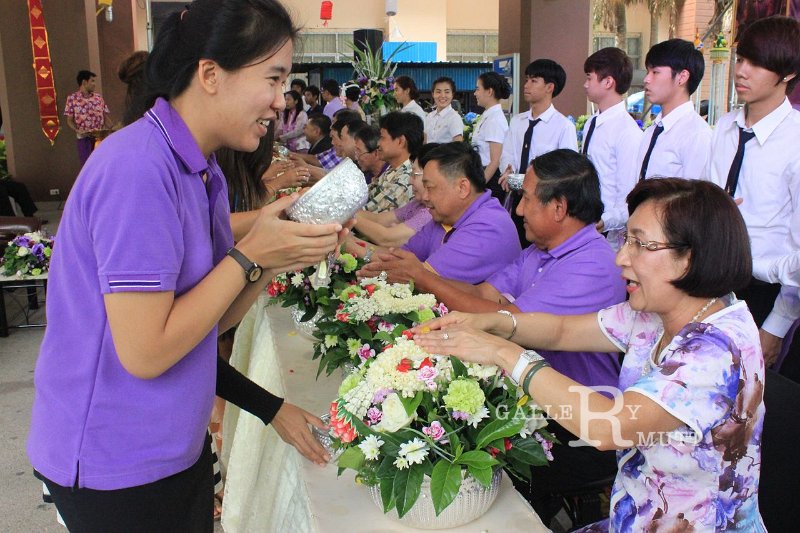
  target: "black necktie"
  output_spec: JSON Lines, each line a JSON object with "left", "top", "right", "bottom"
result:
{"left": 724, "top": 127, "right": 757, "bottom": 197}
{"left": 581, "top": 116, "right": 597, "bottom": 155}
{"left": 518, "top": 118, "right": 541, "bottom": 172}
{"left": 639, "top": 124, "right": 664, "bottom": 181}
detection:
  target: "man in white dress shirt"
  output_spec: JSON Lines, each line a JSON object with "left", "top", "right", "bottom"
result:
{"left": 707, "top": 16, "right": 800, "bottom": 375}
{"left": 499, "top": 59, "right": 578, "bottom": 246}
{"left": 635, "top": 39, "right": 710, "bottom": 182}
{"left": 581, "top": 47, "right": 643, "bottom": 248}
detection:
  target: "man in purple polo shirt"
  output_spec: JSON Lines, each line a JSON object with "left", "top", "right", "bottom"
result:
{"left": 361, "top": 142, "right": 520, "bottom": 284}
{"left": 321, "top": 79, "right": 345, "bottom": 119}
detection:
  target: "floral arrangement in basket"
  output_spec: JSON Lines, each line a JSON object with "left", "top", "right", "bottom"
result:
{"left": 266, "top": 252, "right": 363, "bottom": 322}
{"left": 2, "top": 231, "right": 54, "bottom": 277}
{"left": 312, "top": 275, "right": 448, "bottom": 376}
{"left": 345, "top": 40, "right": 411, "bottom": 118}
{"left": 328, "top": 337, "right": 555, "bottom": 518}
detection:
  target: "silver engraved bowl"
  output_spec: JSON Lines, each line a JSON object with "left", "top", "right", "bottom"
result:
{"left": 506, "top": 173, "right": 525, "bottom": 191}
{"left": 286, "top": 158, "right": 368, "bottom": 225}
{"left": 290, "top": 305, "right": 322, "bottom": 341}
{"left": 367, "top": 468, "right": 502, "bottom": 529}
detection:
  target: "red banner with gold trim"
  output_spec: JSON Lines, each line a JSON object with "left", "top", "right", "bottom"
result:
{"left": 28, "top": 0, "right": 59, "bottom": 145}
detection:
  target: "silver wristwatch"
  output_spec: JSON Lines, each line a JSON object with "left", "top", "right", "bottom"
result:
{"left": 511, "top": 349, "right": 545, "bottom": 384}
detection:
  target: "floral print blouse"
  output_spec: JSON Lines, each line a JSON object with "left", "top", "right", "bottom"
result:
{"left": 578, "top": 294, "right": 765, "bottom": 532}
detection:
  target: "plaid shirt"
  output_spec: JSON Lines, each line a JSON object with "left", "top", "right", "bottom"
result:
{"left": 365, "top": 159, "right": 413, "bottom": 213}
{"left": 316, "top": 147, "right": 344, "bottom": 170}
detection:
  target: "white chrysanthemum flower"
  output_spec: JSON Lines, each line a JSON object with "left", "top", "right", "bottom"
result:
{"left": 467, "top": 405, "right": 490, "bottom": 428}
{"left": 290, "top": 273, "right": 305, "bottom": 287}
{"left": 358, "top": 434, "right": 385, "bottom": 461}
{"left": 467, "top": 363, "right": 501, "bottom": 381}
{"left": 324, "top": 335, "right": 338, "bottom": 348}
{"left": 398, "top": 437, "right": 428, "bottom": 465}
{"left": 519, "top": 412, "right": 549, "bottom": 437}
{"left": 394, "top": 456, "right": 410, "bottom": 470}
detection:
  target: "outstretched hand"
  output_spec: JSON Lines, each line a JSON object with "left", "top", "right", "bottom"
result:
{"left": 413, "top": 324, "right": 519, "bottom": 368}
{"left": 270, "top": 402, "right": 331, "bottom": 467}
{"left": 356, "top": 248, "right": 424, "bottom": 284}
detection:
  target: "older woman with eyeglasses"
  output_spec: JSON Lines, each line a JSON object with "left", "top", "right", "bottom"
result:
{"left": 414, "top": 178, "right": 766, "bottom": 532}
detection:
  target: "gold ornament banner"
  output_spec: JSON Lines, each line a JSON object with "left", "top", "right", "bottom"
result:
{"left": 28, "top": 0, "right": 59, "bottom": 145}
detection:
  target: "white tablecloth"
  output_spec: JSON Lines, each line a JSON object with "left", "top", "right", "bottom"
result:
{"left": 221, "top": 296, "right": 549, "bottom": 532}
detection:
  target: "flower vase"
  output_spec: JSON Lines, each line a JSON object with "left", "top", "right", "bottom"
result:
{"left": 366, "top": 468, "right": 502, "bottom": 529}
{"left": 290, "top": 306, "right": 322, "bottom": 341}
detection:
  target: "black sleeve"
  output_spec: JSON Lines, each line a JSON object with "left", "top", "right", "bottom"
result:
{"left": 216, "top": 355, "right": 285, "bottom": 426}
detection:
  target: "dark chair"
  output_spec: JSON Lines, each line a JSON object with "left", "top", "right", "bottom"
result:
{"left": 759, "top": 370, "right": 800, "bottom": 531}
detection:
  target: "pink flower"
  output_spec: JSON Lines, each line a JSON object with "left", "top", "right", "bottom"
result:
{"left": 422, "top": 421, "right": 447, "bottom": 442}
{"left": 358, "top": 343, "right": 376, "bottom": 361}
{"left": 367, "top": 407, "right": 382, "bottom": 425}
{"left": 434, "top": 302, "right": 449, "bottom": 315}
{"left": 416, "top": 365, "right": 439, "bottom": 390}
{"left": 372, "top": 388, "right": 393, "bottom": 404}
{"left": 535, "top": 433, "right": 554, "bottom": 461}
{"left": 377, "top": 320, "right": 394, "bottom": 332}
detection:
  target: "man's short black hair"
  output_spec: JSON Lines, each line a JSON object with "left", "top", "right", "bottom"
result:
{"left": 304, "top": 85, "right": 320, "bottom": 99}
{"left": 307, "top": 112, "right": 331, "bottom": 136}
{"left": 332, "top": 117, "right": 364, "bottom": 136}
{"left": 645, "top": 39, "right": 705, "bottom": 95}
{"left": 322, "top": 79, "right": 340, "bottom": 96}
{"left": 353, "top": 123, "right": 380, "bottom": 152}
{"left": 530, "top": 149, "right": 604, "bottom": 225}
{"left": 524, "top": 59, "right": 567, "bottom": 97}
{"left": 584, "top": 47, "right": 633, "bottom": 95}
{"left": 332, "top": 108, "right": 362, "bottom": 124}
{"left": 344, "top": 86, "right": 361, "bottom": 102}
{"left": 737, "top": 15, "right": 800, "bottom": 94}
{"left": 378, "top": 111, "right": 424, "bottom": 161}
{"left": 77, "top": 70, "right": 96, "bottom": 86}
{"left": 423, "top": 142, "right": 486, "bottom": 193}
{"left": 290, "top": 78, "right": 307, "bottom": 92}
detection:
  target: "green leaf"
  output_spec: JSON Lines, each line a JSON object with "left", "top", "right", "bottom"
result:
{"left": 393, "top": 464, "right": 425, "bottom": 518}
{"left": 450, "top": 357, "right": 468, "bottom": 379}
{"left": 380, "top": 476, "right": 396, "bottom": 512}
{"left": 475, "top": 415, "right": 525, "bottom": 450}
{"left": 430, "top": 461, "right": 463, "bottom": 516}
{"left": 467, "top": 465, "right": 493, "bottom": 487}
{"left": 377, "top": 455, "right": 396, "bottom": 479}
{"left": 354, "top": 322, "right": 373, "bottom": 340}
{"left": 336, "top": 446, "right": 365, "bottom": 471}
{"left": 454, "top": 450, "right": 499, "bottom": 470}
{"left": 399, "top": 391, "right": 423, "bottom": 417}
{"left": 507, "top": 438, "right": 550, "bottom": 466}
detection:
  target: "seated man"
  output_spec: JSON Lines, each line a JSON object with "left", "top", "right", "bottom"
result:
{"left": 330, "top": 117, "right": 365, "bottom": 161}
{"left": 365, "top": 111, "right": 423, "bottom": 213}
{"left": 384, "top": 149, "right": 626, "bottom": 524}
{"left": 361, "top": 142, "right": 520, "bottom": 284}
{"left": 351, "top": 123, "right": 388, "bottom": 184}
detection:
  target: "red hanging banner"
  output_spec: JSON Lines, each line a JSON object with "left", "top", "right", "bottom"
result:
{"left": 28, "top": 0, "right": 60, "bottom": 145}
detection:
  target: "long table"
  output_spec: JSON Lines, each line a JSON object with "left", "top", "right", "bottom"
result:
{"left": 221, "top": 296, "right": 549, "bottom": 532}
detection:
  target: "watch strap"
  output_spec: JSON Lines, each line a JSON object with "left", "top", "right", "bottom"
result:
{"left": 226, "top": 247, "right": 260, "bottom": 281}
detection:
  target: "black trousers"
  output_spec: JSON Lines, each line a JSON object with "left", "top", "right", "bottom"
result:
{"left": 0, "top": 179, "right": 38, "bottom": 217}
{"left": 512, "top": 421, "right": 617, "bottom": 525}
{"left": 36, "top": 434, "right": 214, "bottom": 533}
{"left": 737, "top": 278, "right": 800, "bottom": 384}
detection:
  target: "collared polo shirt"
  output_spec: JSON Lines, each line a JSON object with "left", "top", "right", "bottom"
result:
{"left": 403, "top": 190, "right": 520, "bottom": 283}
{"left": 487, "top": 224, "right": 625, "bottom": 388}
{"left": 28, "top": 97, "right": 234, "bottom": 490}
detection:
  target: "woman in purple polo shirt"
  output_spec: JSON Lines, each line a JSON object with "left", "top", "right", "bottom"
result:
{"left": 27, "top": 1, "right": 345, "bottom": 530}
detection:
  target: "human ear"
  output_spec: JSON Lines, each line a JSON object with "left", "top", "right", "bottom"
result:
{"left": 198, "top": 59, "right": 219, "bottom": 95}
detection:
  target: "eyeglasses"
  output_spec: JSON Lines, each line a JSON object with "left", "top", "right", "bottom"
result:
{"left": 354, "top": 149, "right": 376, "bottom": 160}
{"left": 620, "top": 231, "right": 686, "bottom": 253}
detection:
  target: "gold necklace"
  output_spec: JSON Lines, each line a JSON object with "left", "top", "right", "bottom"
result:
{"left": 643, "top": 297, "right": 719, "bottom": 376}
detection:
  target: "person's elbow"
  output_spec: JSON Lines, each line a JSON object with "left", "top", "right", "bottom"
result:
{"left": 116, "top": 347, "right": 171, "bottom": 379}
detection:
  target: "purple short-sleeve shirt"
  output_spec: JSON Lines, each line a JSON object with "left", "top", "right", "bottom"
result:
{"left": 487, "top": 225, "right": 626, "bottom": 388}
{"left": 394, "top": 199, "right": 432, "bottom": 233}
{"left": 27, "top": 98, "right": 234, "bottom": 490}
{"left": 402, "top": 191, "right": 520, "bottom": 283}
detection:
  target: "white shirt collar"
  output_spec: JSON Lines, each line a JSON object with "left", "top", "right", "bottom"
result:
{"left": 735, "top": 97, "right": 793, "bottom": 146}
{"left": 654, "top": 100, "right": 696, "bottom": 131}
{"left": 526, "top": 103, "right": 556, "bottom": 123}
{"left": 431, "top": 105, "right": 455, "bottom": 117}
{"left": 594, "top": 100, "right": 628, "bottom": 126}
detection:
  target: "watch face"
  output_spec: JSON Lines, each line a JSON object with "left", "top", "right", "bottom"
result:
{"left": 248, "top": 265, "right": 263, "bottom": 283}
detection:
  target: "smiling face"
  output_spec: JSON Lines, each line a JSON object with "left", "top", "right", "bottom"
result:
{"left": 432, "top": 82, "right": 454, "bottom": 111}
{"left": 212, "top": 40, "right": 292, "bottom": 153}
{"left": 616, "top": 200, "right": 690, "bottom": 314}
